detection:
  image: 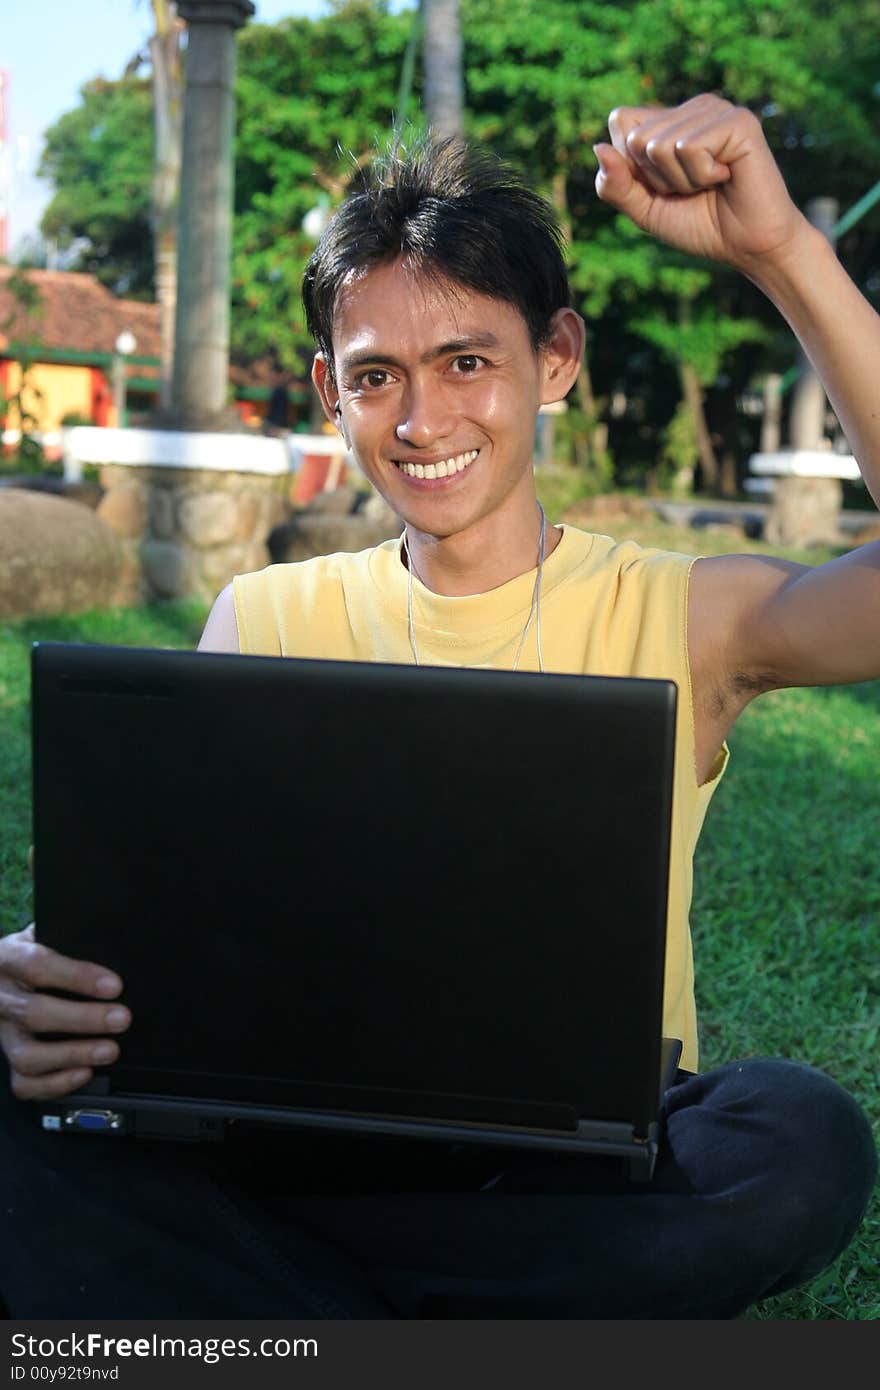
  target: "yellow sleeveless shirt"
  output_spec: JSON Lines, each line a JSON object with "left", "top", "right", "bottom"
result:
{"left": 233, "top": 524, "right": 727, "bottom": 1072}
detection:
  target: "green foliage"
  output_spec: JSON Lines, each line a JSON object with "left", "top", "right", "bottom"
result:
{"left": 657, "top": 398, "right": 698, "bottom": 491}
{"left": 38, "top": 77, "right": 154, "bottom": 297}
{"left": 0, "top": 272, "right": 48, "bottom": 475}
{"left": 631, "top": 305, "right": 770, "bottom": 384}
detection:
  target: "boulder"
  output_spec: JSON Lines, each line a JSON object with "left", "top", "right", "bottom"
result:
{"left": 0, "top": 488, "right": 123, "bottom": 619}
{"left": 269, "top": 489, "right": 402, "bottom": 563}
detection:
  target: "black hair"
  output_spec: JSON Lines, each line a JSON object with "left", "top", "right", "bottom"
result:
{"left": 302, "top": 134, "right": 570, "bottom": 376}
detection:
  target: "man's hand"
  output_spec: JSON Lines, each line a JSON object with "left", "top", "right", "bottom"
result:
{"left": 0, "top": 925, "right": 131, "bottom": 1100}
{"left": 595, "top": 94, "right": 811, "bottom": 276}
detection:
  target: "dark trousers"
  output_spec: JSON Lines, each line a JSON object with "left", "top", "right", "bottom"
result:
{"left": 1, "top": 1057, "right": 876, "bottom": 1319}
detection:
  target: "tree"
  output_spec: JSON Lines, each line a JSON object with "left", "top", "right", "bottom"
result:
{"left": 422, "top": 0, "right": 464, "bottom": 137}
{"left": 38, "top": 78, "right": 154, "bottom": 298}
{"left": 147, "top": 0, "right": 184, "bottom": 409}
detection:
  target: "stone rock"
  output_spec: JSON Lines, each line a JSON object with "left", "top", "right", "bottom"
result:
{"left": 763, "top": 476, "right": 843, "bottom": 548}
{"left": 178, "top": 492, "right": 240, "bottom": 547}
{"left": 97, "top": 483, "right": 149, "bottom": 539}
{"left": 300, "top": 485, "right": 361, "bottom": 516}
{"left": 268, "top": 507, "right": 402, "bottom": 564}
{"left": 0, "top": 488, "right": 123, "bottom": 619}
{"left": 114, "top": 543, "right": 148, "bottom": 607}
{"left": 195, "top": 543, "right": 250, "bottom": 592}
{"left": 142, "top": 540, "right": 191, "bottom": 599}
{"left": 150, "top": 487, "right": 176, "bottom": 540}
{"left": 233, "top": 493, "right": 261, "bottom": 542}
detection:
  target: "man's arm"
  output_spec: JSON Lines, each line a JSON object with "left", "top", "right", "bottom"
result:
{"left": 687, "top": 546, "right": 880, "bottom": 734}
{"left": 596, "top": 96, "right": 880, "bottom": 506}
{"left": 596, "top": 96, "right": 880, "bottom": 700}
{"left": 198, "top": 582, "right": 241, "bottom": 653}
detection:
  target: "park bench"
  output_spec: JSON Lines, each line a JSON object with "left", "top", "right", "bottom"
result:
{"left": 746, "top": 448, "right": 864, "bottom": 547}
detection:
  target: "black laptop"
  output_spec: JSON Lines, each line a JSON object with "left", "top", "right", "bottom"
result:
{"left": 31, "top": 641, "right": 680, "bottom": 1180}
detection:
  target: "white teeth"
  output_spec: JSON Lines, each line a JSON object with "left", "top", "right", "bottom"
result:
{"left": 396, "top": 448, "right": 478, "bottom": 479}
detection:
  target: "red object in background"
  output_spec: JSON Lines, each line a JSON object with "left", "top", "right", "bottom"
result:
{"left": 90, "top": 367, "right": 111, "bottom": 426}
{"left": 291, "top": 451, "right": 348, "bottom": 505}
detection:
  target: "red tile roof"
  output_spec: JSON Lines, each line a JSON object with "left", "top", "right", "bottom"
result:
{"left": 0, "top": 268, "right": 162, "bottom": 362}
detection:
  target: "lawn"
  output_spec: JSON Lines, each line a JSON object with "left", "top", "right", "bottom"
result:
{"left": 0, "top": 513, "right": 877, "bottom": 1319}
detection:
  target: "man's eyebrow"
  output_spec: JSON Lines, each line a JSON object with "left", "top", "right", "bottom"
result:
{"left": 425, "top": 334, "right": 502, "bottom": 359}
{"left": 339, "top": 334, "right": 502, "bottom": 375}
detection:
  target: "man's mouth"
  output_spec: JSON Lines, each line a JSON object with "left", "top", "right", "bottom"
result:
{"left": 392, "top": 448, "right": 479, "bottom": 480}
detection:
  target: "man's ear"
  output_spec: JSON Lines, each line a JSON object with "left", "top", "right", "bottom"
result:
{"left": 311, "top": 352, "right": 340, "bottom": 424}
{"left": 539, "top": 308, "right": 585, "bottom": 405}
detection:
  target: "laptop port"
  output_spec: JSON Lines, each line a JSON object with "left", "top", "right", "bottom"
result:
{"left": 62, "top": 1109, "right": 124, "bottom": 1133}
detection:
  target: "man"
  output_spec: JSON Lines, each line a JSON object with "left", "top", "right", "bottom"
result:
{"left": 0, "top": 96, "right": 876, "bottom": 1319}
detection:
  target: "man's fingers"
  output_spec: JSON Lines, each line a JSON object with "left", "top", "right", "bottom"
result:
{"left": 607, "top": 104, "right": 661, "bottom": 158}
{"left": 593, "top": 143, "right": 657, "bottom": 227}
{"left": 10, "top": 1067, "right": 94, "bottom": 1102}
{"left": 5, "top": 1028, "right": 120, "bottom": 1079}
{"left": 1, "top": 985, "right": 131, "bottom": 1038}
{"left": 0, "top": 928, "right": 123, "bottom": 999}
{"left": 608, "top": 98, "right": 740, "bottom": 196}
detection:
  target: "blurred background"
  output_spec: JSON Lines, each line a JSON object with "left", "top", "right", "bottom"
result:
{"left": 1, "top": 0, "right": 878, "bottom": 502}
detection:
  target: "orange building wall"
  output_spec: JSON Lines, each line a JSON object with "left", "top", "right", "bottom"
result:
{"left": 3, "top": 360, "right": 93, "bottom": 432}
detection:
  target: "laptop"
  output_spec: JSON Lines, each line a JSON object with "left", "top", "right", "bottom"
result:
{"left": 31, "top": 641, "right": 681, "bottom": 1181}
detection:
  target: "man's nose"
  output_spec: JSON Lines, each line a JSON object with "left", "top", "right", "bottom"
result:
{"left": 395, "top": 380, "right": 454, "bottom": 448}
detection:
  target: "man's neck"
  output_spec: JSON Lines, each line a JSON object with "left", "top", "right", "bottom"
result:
{"left": 402, "top": 499, "right": 562, "bottom": 597}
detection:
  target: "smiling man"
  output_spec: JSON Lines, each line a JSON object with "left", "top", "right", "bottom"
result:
{"left": 0, "top": 96, "right": 877, "bottom": 1320}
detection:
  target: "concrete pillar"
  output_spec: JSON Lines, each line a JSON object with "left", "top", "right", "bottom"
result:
{"left": 170, "top": 0, "right": 254, "bottom": 430}
{"left": 788, "top": 197, "right": 837, "bottom": 450}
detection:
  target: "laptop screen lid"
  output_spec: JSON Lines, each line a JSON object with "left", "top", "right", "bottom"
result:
{"left": 31, "top": 642, "right": 677, "bottom": 1145}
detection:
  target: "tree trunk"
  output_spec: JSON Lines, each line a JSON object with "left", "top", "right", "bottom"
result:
{"left": 678, "top": 361, "right": 718, "bottom": 491}
{"left": 149, "top": 2, "right": 183, "bottom": 411}
{"left": 421, "top": 0, "right": 464, "bottom": 138}
{"left": 551, "top": 166, "right": 605, "bottom": 473}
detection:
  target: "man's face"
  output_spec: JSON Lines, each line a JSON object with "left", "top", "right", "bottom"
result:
{"left": 314, "top": 258, "right": 561, "bottom": 542}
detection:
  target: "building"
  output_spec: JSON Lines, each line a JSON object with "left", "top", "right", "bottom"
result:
{"left": 0, "top": 267, "right": 309, "bottom": 457}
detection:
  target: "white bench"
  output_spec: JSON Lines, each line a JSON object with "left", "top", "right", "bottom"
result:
{"left": 747, "top": 449, "right": 863, "bottom": 546}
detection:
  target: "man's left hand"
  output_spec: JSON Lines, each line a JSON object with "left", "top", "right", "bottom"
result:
{"left": 594, "top": 94, "right": 810, "bottom": 276}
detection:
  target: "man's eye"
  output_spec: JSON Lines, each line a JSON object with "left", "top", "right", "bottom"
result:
{"left": 353, "top": 370, "right": 390, "bottom": 389}
{"left": 452, "top": 356, "right": 482, "bottom": 374}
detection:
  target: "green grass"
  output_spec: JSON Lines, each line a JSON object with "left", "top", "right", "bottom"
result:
{"left": 0, "top": 600, "right": 210, "bottom": 929}
{"left": 0, "top": 517, "right": 877, "bottom": 1319}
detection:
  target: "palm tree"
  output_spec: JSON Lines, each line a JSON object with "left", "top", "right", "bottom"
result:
{"left": 128, "top": 1, "right": 184, "bottom": 410}
{"left": 148, "top": 1, "right": 184, "bottom": 410}
{"left": 421, "top": 0, "right": 464, "bottom": 138}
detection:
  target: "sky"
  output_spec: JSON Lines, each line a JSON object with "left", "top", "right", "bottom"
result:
{"left": 0, "top": 1, "right": 411, "bottom": 257}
